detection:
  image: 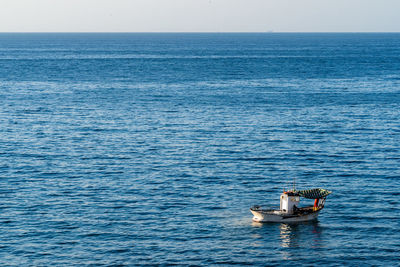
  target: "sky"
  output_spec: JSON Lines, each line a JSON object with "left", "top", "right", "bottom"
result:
{"left": 0, "top": 0, "right": 399, "bottom": 32}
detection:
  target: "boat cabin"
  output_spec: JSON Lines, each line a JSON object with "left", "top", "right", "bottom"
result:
{"left": 280, "top": 192, "right": 300, "bottom": 214}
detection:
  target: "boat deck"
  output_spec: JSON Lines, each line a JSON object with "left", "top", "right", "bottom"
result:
{"left": 250, "top": 205, "right": 322, "bottom": 216}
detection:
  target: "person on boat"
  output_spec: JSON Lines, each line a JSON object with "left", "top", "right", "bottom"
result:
{"left": 293, "top": 204, "right": 299, "bottom": 214}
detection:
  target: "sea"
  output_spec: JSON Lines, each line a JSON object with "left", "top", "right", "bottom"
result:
{"left": 0, "top": 33, "right": 399, "bottom": 266}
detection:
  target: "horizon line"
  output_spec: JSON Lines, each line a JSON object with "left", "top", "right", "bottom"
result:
{"left": 0, "top": 31, "right": 400, "bottom": 34}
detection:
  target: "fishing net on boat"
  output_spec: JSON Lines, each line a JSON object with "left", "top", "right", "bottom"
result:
{"left": 297, "top": 188, "right": 332, "bottom": 199}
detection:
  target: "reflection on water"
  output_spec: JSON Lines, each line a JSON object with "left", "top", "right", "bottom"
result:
{"left": 279, "top": 221, "right": 324, "bottom": 260}
{"left": 251, "top": 220, "right": 324, "bottom": 261}
{"left": 280, "top": 223, "right": 300, "bottom": 248}
{"left": 279, "top": 221, "right": 323, "bottom": 248}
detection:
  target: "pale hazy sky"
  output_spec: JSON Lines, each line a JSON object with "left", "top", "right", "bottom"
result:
{"left": 0, "top": 0, "right": 399, "bottom": 32}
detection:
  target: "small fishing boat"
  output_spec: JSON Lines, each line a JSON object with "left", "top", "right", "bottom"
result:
{"left": 250, "top": 188, "right": 331, "bottom": 223}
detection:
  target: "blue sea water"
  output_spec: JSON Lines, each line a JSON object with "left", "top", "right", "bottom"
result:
{"left": 0, "top": 33, "right": 399, "bottom": 265}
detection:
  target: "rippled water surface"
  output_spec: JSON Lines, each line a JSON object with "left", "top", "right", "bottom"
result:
{"left": 0, "top": 33, "right": 399, "bottom": 265}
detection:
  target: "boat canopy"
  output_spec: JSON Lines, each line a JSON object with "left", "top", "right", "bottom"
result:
{"left": 297, "top": 188, "right": 331, "bottom": 199}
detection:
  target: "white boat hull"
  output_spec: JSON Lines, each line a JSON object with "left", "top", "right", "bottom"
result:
{"left": 250, "top": 209, "right": 320, "bottom": 223}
